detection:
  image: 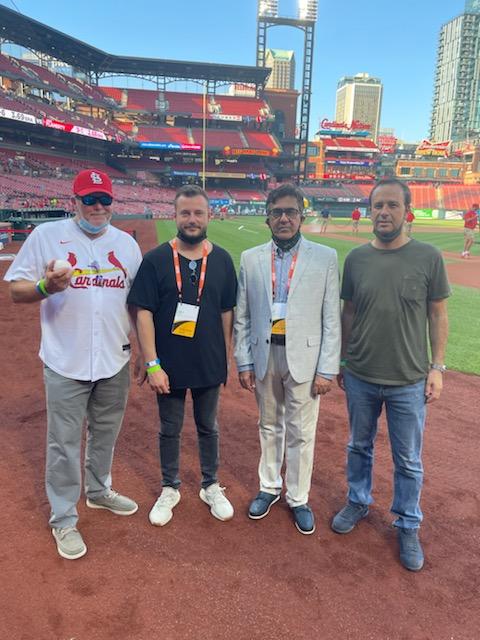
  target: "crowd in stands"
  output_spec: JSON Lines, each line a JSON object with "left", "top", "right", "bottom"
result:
{"left": 0, "top": 148, "right": 269, "bottom": 215}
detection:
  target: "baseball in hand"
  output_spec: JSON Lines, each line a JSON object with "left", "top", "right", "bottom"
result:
{"left": 53, "top": 259, "right": 72, "bottom": 271}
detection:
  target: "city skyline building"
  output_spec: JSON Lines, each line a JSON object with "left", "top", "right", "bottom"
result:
{"left": 265, "top": 49, "right": 296, "bottom": 91}
{"left": 430, "top": 0, "right": 480, "bottom": 143}
{"left": 335, "top": 72, "right": 383, "bottom": 141}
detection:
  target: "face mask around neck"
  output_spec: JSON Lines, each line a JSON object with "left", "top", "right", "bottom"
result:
{"left": 373, "top": 225, "right": 403, "bottom": 244}
{"left": 177, "top": 230, "right": 207, "bottom": 245}
{"left": 271, "top": 229, "right": 301, "bottom": 251}
{"left": 77, "top": 217, "right": 109, "bottom": 235}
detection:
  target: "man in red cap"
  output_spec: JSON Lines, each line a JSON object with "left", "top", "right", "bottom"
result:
{"left": 5, "top": 169, "right": 142, "bottom": 560}
{"left": 462, "top": 203, "right": 478, "bottom": 258}
{"left": 351, "top": 207, "right": 361, "bottom": 234}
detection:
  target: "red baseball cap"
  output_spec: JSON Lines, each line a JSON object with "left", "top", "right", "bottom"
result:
{"left": 73, "top": 169, "right": 113, "bottom": 197}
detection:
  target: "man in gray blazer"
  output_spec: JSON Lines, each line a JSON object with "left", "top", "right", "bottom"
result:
{"left": 234, "top": 183, "right": 341, "bottom": 534}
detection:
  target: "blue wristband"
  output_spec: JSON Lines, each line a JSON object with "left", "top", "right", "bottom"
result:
{"left": 145, "top": 358, "right": 160, "bottom": 368}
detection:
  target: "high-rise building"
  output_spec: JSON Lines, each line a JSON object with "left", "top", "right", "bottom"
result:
{"left": 335, "top": 73, "right": 383, "bottom": 140}
{"left": 265, "top": 49, "right": 295, "bottom": 91}
{"left": 465, "top": 0, "right": 480, "bottom": 12}
{"left": 430, "top": 1, "right": 480, "bottom": 142}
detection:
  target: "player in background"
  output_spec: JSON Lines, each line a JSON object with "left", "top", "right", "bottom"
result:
{"left": 462, "top": 203, "right": 478, "bottom": 258}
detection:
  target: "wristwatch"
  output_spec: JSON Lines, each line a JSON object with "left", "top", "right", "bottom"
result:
{"left": 430, "top": 363, "right": 447, "bottom": 373}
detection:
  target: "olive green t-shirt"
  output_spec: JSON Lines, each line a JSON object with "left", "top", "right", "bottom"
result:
{"left": 341, "top": 239, "right": 451, "bottom": 385}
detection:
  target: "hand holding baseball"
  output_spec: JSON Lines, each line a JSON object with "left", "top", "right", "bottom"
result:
{"left": 44, "top": 259, "right": 73, "bottom": 294}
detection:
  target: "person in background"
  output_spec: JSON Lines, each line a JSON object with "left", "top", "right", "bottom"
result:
{"left": 320, "top": 206, "right": 331, "bottom": 233}
{"left": 351, "top": 207, "right": 361, "bottom": 234}
{"left": 405, "top": 209, "right": 415, "bottom": 237}
{"left": 462, "top": 203, "right": 478, "bottom": 258}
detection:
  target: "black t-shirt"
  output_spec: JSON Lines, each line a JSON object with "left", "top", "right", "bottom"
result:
{"left": 127, "top": 242, "right": 237, "bottom": 389}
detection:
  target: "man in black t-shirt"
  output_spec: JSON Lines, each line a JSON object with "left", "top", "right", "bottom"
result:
{"left": 128, "top": 185, "right": 237, "bottom": 527}
{"left": 331, "top": 179, "right": 450, "bottom": 572}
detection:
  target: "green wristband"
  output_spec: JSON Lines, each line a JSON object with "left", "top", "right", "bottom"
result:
{"left": 36, "top": 279, "right": 50, "bottom": 298}
{"left": 340, "top": 359, "right": 347, "bottom": 367}
{"left": 147, "top": 364, "right": 162, "bottom": 374}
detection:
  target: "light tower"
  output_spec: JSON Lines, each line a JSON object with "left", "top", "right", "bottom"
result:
{"left": 257, "top": 0, "right": 318, "bottom": 180}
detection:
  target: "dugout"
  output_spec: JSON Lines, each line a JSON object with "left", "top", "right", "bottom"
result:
{"left": 309, "top": 200, "right": 368, "bottom": 218}
{"left": 6, "top": 210, "right": 71, "bottom": 241}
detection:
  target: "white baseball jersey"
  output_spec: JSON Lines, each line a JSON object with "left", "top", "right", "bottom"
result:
{"left": 5, "top": 218, "right": 142, "bottom": 381}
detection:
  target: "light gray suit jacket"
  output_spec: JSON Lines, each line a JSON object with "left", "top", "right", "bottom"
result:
{"left": 234, "top": 238, "right": 341, "bottom": 384}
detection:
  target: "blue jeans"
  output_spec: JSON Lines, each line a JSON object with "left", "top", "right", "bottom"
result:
{"left": 344, "top": 370, "right": 426, "bottom": 529}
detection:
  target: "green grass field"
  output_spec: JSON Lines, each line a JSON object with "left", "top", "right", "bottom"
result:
{"left": 155, "top": 217, "right": 480, "bottom": 375}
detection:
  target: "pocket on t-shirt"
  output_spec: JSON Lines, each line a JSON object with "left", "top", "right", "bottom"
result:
{"left": 401, "top": 276, "right": 422, "bottom": 302}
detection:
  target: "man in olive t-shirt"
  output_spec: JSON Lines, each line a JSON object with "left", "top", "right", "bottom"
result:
{"left": 331, "top": 178, "right": 450, "bottom": 572}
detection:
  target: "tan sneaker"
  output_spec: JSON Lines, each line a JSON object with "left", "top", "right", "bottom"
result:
{"left": 86, "top": 489, "right": 138, "bottom": 516}
{"left": 52, "top": 527, "right": 87, "bottom": 560}
{"left": 149, "top": 487, "right": 181, "bottom": 526}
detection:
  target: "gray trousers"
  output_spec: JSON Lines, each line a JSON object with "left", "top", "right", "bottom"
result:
{"left": 43, "top": 363, "right": 130, "bottom": 529}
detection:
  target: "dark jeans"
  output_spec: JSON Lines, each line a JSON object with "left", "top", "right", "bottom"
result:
{"left": 156, "top": 385, "right": 220, "bottom": 489}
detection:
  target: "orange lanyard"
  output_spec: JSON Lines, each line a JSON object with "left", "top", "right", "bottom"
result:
{"left": 271, "top": 245, "right": 298, "bottom": 301}
{"left": 170, "top": 239, "right": 208, "bottom": 304}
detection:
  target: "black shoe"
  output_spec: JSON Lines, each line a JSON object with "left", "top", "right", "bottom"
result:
{"left": 291, "top": 504, "right": 315, "bottom": 535}
{"left": 248, "top": 491, "right": 280, "bottom": 519}
{"left": 331, "top": 501, "right": 369, "bottom": 534}
{"left": 398, "top": 527, "right": 424, "bottom": 571}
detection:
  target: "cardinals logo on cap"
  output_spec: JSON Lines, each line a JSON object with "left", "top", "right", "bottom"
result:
{"left": 90, "top": 172, "right": 103, "bottom": 185}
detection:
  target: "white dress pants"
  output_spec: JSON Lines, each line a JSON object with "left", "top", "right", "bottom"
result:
{"left": 254, "top": 345, "right": 320, "bottom": 507}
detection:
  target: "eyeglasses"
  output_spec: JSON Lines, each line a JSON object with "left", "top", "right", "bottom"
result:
{"left": 268, "top": 207, "right": 300, "bottom": 219}
{"left": 78, "top": 194, "right": 113, "bottom": 207}
{"left": 188, "top": 259, "right": 198, "bottom": 285}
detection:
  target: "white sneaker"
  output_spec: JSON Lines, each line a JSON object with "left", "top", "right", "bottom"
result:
{"left": 149, "top": 487, "right": 181, "bottom": 526}
{"left": 199, "top": 483, "right": 234, "bottom": 521}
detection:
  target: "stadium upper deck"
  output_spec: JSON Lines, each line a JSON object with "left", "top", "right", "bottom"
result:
{"left": 1, "top": 4, "right": 478, "bottom": 214}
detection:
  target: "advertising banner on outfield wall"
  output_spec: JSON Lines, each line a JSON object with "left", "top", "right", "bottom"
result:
{"left": 412, "top": 208, "right": 433, "bottom": 218}
{"left": 0, "top": 107, "right": 37, "bottom": 125}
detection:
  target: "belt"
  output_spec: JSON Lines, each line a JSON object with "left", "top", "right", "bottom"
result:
{"left": 270, "top": 334, "right": 286, "bottom": 346}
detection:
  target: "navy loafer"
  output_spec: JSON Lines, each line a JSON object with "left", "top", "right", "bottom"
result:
{"left": 248, "top": 491, "right": 280, "bottom": 519}
{"left": 292, "top": 504, "right": 315, "bottom": 535}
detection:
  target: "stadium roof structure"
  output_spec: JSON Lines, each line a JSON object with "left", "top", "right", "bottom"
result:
{"left": 0, "top": 5, "right": 271, "bottom": 87}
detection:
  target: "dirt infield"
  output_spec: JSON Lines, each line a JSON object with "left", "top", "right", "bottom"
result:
{"left": 304, "top": 226, "right": 480, "bottom": 289}
{"left": 1, "top": 220, "right": 479, "bottom": 640}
